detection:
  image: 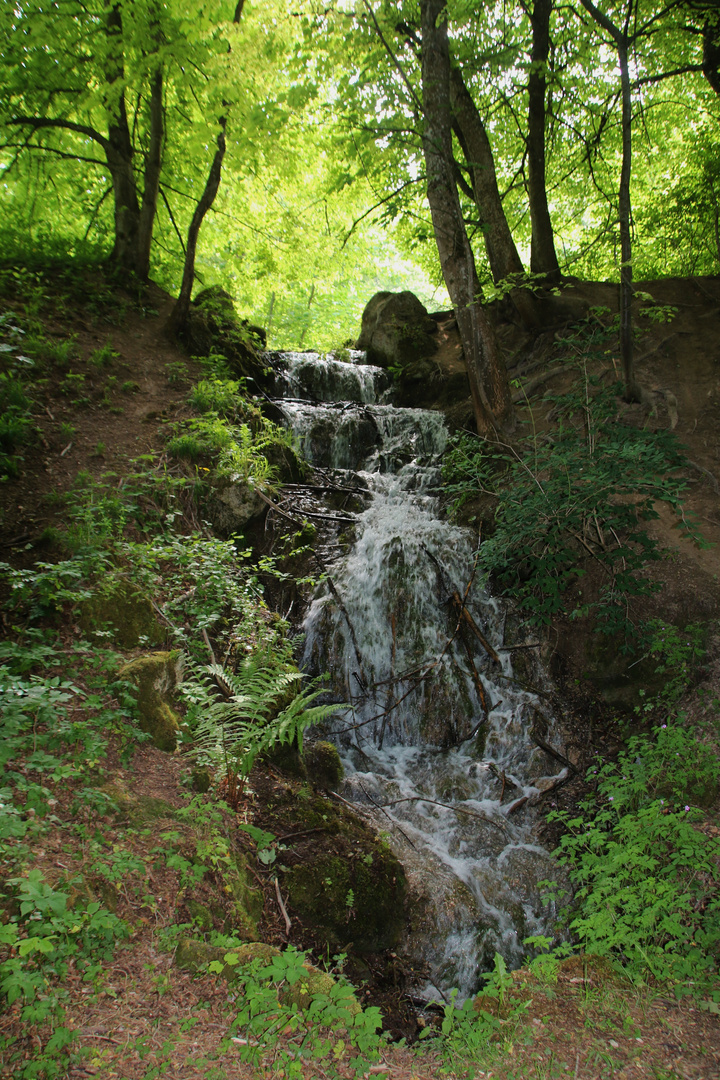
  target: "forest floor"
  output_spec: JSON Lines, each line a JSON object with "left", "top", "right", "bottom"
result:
{"left": 1, "top": 264, "right": 720, "bottom": 1078}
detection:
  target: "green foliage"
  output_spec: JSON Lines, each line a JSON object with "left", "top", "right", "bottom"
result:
{"left": 0, "top": 869, "right": 128, "bottom": 1018}
{"left": 88, "top": 341, "right": 119, "bottom": 369}
{"left": 420, "top": 954, "right": 530, "bottom": 1075}
{"left": 444, "top": 365, "right": 701, "bottom": 641}
{"left": 549, "top": 720, "right": 720, "bottom": 988}
{"left": 190, "top": 378, "right": 241, "bottom": 416}
{"left": 184, "top": 658, "right": 341, "bottom": 802}
{"left": 227, "top": 946, "right": 386, "bottom": 1077}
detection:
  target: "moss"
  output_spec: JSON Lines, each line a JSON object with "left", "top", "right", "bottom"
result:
{"left": 304, "top": 741, "right": 344, "bottom": 791}
{"left": 78, "top": 582, "right": 164, "bottom": 649}
{"left": 223, "top": 853, "right": 263, "bottom": 940}
{"left": 119, "top": 650, "right": 183, "bottom": 751}
{"left": 106, "top": 788, "right": 178, "bottom": 826}
{"left": 190, "top": 767, "right": 212, "bottom": 793}
{"left": 186, "top": 899, "right": 214, "bottom": 931}
{"left": 173, "top": 938, "right": 359, "bottom": 1014}
{"left": 282, "top": 843, "right": 406, "bottom": 954}
{"left": 174, "top": 938, "right": 279, "bottom": 977}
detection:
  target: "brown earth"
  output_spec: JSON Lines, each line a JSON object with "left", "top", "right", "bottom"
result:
{"left": 1, "top": 266, "right": 720, "bottom": 1078}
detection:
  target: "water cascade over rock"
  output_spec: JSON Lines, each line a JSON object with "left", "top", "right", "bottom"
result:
{"left": 265, "top": 348, "right": 566, "bottom": 999}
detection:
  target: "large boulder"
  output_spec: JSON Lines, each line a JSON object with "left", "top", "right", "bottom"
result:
{"left": 356, "top": 291, "right": 439, "bottom": 369}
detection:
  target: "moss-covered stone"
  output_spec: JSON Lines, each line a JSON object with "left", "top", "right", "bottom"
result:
{"left": 282, "top": 842, "right": 406, "bottom": 954}
{"left": 119, "top": 650, "right": 183, "bottom": 751}
{"left": 104, "top": 786, "right": 178, "bottom": 826}
{"left": 223, "top": 852, "right": 263, "bottom": 940}
{"left": 78, "top": 582, "right": 164, "bottom": 650}
{"left": 304, "top": 741, "right": 344, "bottom": 791}
{"left": 190, "top": 767, "right": 212, "bottom": 793}
{"left": 173, "top": 938, "right": 360, "bottom": 1014}
{"left": 186, "top": 899, "right": 214, "bottom": 931}
{"left": 174, "top": 938, "right": 279, "bottom": 977}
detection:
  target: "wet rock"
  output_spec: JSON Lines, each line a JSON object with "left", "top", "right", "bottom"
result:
{"left": 119, "top": 651, "right": 183, "bottom": 751}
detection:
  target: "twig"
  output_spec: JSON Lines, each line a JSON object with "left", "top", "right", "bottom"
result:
{"left": 497, "top": 642, "right": 541, "bottom": 651}
{"left": 274, "top": 877, "right": 291, "bottom": 936}
{"left": 358, "top": 783, "right": 417, "bottom": 850}
{"left": 202, "top": 628, "right": 216, "bottom": 666}
{"left": 377, "top": 795, "right": 509, "bottom": 833}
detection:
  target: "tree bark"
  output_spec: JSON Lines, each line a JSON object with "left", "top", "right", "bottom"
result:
{"left": 703, "top": 15, "right": 720, "bottom": 97}
{"left": 136, "top": 62, "right": 164, "bottom": 281}
{"left": 167, "top": 120, "right": 227, "bottom": 338}
{"left": 450, "top": 68, "right": 540, "bottom": 330}
{"left": 618, "top": 39, "right": 639, "bottom": 402}
{"left": 104, "top": 3, "right": 141, "bottom": 274}
{"left": 527, "top": 0, "right": 561, "bottom": 280}
{"left": 420, "top": 0, "right": 513, "bottom": 435}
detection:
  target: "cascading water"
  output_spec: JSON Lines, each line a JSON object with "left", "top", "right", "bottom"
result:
{"left": 266, "top": 349, "right": 565, "bottom": 1000}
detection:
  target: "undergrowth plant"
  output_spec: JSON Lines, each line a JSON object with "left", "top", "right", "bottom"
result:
{"left": 184, "top": 658, "right": 341, "bottom": 805}
{"left": 444, "top": 363, "right": 702, "bottom": 645}
{"left": 224, "top": 946, "right": 386, "bottom": 1078}
{"left": 548, "top": 718, "right": 720, "bottom": 989}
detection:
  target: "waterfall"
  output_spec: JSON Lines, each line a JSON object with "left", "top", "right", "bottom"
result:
{"left": 266, "top": 349, "right": 564, "bottom": 1000}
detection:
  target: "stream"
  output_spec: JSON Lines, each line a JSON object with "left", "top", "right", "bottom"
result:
{"left": 267, "top": 349, "right": 566, "bottom": 1000}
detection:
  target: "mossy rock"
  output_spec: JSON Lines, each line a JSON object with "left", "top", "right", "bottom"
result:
{"left": 78, "top": 581, "right": 164, "bottom": 650}
{"left": 223, "top": 853, "right": 263, "bottom": 939}
{"left": 174, "top": 938, "right": 279, "bottom": 977}
{"left": 282, "top": 843, "right": 406, "bottom": 954}
{"left": 190, "top": 767, "right": 212, "bottom": 793}
{"left": 119, "top": 650, "right": 183, "bottom": 751}
{"left": 303, "top": 741, "right": 344, "bottom": 791}
{"left": 173, "top": 938, "right": 359, "bottom": 1014}
{"left": 186, "top": 899, "right": 215, "bottom": 931}
{"left": 105, "top": 787, "right": 178, "bottom": 826}
{"left": 185, "top": 287, "right": 269, "bottom": 387}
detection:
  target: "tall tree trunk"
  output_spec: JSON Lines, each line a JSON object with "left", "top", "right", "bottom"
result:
{"left": 167, "top": 120, "right": 227, "bottom": 338}
{"left": 618, "top": 39, "right": 639, "bottom": 402}
{"left": 136, "top": 63, "right": 164, "bottom": 281}
{"left": 527, "top": 0, "right": 561, "bottom": 280}
{"left": 105, "top": 3, "right": 140, "bottom": 273}
{"left": 421, "top": 0, "right": 513, "bottom": 436}
{"left": 450, "top": 67, "right": 541, "bottom": 330}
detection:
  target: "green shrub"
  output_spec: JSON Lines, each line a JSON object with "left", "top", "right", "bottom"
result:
{"left": 549, "top": 719, "right": 720, "bottom": 988}
{"left": 190, "top": 377, "right": 241, "bottom": 415}
{"left": 444, "top": 375, "right": 702, "bottom": 642}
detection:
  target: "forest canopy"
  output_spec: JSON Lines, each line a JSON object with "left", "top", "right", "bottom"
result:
{"left": 1, "top": 0, "right": 719, "bottom": 347}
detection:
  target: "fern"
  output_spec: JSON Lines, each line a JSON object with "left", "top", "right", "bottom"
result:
{"left": 183, "top": 658, "right": 342, "bottom": 802}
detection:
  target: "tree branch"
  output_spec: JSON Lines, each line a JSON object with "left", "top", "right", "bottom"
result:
{"left": 8, "top": 116, "right": 110, "bottom": 154}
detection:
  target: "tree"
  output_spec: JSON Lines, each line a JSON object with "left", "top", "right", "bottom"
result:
{"left": 1, "top": 0, "right": 240, "bottom": 280}
{"left": 525, "top": 0, "right": 562, "bottom": 279}
{"left": 420, "top": 0, "right": 513, "bottom": 435}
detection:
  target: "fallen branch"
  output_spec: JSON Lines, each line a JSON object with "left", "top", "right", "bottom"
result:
{"left": 274, "top": 876, "right": 292, "bottom": 936}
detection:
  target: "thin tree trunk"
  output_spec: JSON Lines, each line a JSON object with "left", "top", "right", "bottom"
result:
{"left": 136, "top": 63, "right": 164, "bottom": 281}
{"left": 167, "top": 120, "right": 227, "bottom": 338}
{"left": 527, "top": 0, "right": 561, "bottom": 280}
{"left": 579, "top": 0, "right": 639, "bottom": 402}
{"left": 449, "top": 68, "right": 540, "bottom": 329}
{"left": 618, "top": 40, "right": 639, "bottom": 401}
{"left": 449, "top": 68, "right": 524, "bottom": 284}
{"left": 421, "top": 0, "right": 513, "bottom": 435}
{"left": 105, "top": 3, "right": 140, "bottom": 273}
